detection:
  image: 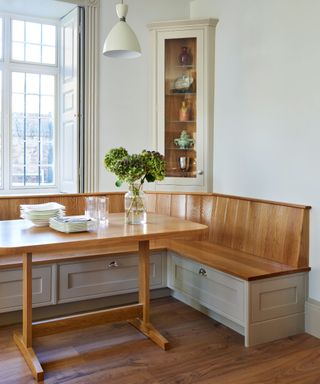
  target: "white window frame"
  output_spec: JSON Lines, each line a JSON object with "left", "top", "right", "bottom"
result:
{"left": 0, "top": 12, "right": 60, "bottom": 195}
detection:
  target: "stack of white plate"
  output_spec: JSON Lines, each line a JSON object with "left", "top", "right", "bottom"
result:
{"left": 20, "top": 202, "right": 65, "bottom": 227}
{"left": 49, "top": 216, "right": 94, "bottom": 233}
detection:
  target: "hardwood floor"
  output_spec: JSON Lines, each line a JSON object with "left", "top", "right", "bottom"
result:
{"left": 1, "top": 297, "right": 320, "bottom": 384}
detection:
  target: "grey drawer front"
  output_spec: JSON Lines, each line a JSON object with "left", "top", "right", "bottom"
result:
{"left": 169, "top": 254, "right": 245, "bottom": 324}
{"left": 0, "top": 266, "right": 53, "bottom": 313}
{"left": 58, "top": 252, "right": 165, "bottom": 303}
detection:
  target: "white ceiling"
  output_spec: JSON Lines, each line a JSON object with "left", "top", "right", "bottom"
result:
{"left": 0, "top": 0, "right": 75, "bottom": 19}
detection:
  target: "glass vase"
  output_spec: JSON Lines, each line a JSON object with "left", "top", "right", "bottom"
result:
{"left": 125, "top": 183, "right": 147, "bottom": 224}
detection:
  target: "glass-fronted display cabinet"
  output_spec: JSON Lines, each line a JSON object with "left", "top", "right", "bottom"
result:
{"left": 148, "top": 19, "right": 218, "bottom": 192}
{"left": 165, "top": 38, "right": 197, "bottom": 178}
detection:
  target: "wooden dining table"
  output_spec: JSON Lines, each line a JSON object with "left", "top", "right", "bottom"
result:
{"left": 0, "top": 212, "right": 207, "bottom": 381}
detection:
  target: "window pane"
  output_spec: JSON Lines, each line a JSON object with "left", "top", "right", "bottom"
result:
{"left": 25, "top": 43, "right": 41, "bottom": 63}
{"left": 26, "top": 22, "right": 41, "bottom": 44}
{"left": 12, "top": 72, "right": 25, "bottom": 93}
{"left": 42, "top": 24, "right": 56, "bottom": 46}
{"left": 11, "top": 20, "right": 56, "bottom": 65}
{"left": 42, "top": 46, "right": 56, "bottom": 65}
{"left": 26, "top": 73, "right": 39, "bottom": 94}
{"left": 12, "top": 94, "right": 25, "bottom": 114}
{"left": 12, "top": 20, "right": 24, "bottom": 42}
{"left": 11, "top": 72, "right": 56, "bottom": 187}
{"left": 41, "top": 75, "right": 54, "bottom": 96}
{"left": 41, "top": 96, "right": 54, "bottom": 116}
{"left": 12, "top": 42, "right": 25, "bottom": 61}
{"left": 26, "top": 95, "right": 39, "bottom": 114}
{"left": 40, "top": 118, "right": 53, "bottom": 140}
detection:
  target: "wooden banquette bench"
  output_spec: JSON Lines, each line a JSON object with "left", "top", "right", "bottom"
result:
{"left": 0, "top": 191, "right": 311, "bottom": 346}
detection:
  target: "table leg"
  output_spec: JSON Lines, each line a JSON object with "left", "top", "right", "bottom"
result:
{"left": 13, "top": 252, "right": 44, "bottom": 382}
{"left": 129, "top": 240, "right": 169, "bottom": 350}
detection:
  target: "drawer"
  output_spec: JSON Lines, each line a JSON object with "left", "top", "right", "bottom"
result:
{"left": 0, "top": 266, "right": 53, "bottom": 313}
{"left": 58, "top": 252, "right": 166, "bottom": 303}
{"left": 168, "top": 253, "right": 245, "bottom": 324}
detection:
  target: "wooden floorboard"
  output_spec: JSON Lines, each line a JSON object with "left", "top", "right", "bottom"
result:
{"left": 0, "top": 297, "right": 320, "bottom": 384}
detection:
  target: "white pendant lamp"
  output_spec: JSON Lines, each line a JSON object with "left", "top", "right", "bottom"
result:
{"left": 103, "top": 1, "right": 141, "bottom": 59}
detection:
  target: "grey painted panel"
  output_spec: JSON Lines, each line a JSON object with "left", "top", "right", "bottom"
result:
{"left": 0, "top": 266, "right": 53, "bottom": 313}
{"left": 58, "top": 252, "right": 165, "bottom": 303}
{"left": 168, "top": 254, "right": 245, "bottom": 324}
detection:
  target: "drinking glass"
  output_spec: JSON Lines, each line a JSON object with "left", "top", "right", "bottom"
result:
{"left": 97, "top": 197, "right": 109, "bottom": 222}
{"left": 84, "top": 196, "right": 97, "bottom": 220}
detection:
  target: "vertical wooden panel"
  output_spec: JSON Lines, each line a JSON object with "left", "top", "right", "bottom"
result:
{"left": 281, "top": 208, "right": 304, "bottom": 266}
{"left": 210, "top": 196, "right": 229, "bottom": 244}
{"left": 298, "top": 209, "right": 310, "bottom": 267}
{"left": 170, "top": 194, "right": 186, "bottom": 218}
{"left": 230, "top": 199, "right": 250, "bottom": 250}
{"left": 145, "top": 193, "right": 157, "bottom": 213}
{"left": 156, "top": 194, "right": 172, "bottom": 216}
{"left": 186, "top": 195, "right": 201, "bottom": 222}
{"left": 200, "top": 195, "right": 213, "bottom": 240}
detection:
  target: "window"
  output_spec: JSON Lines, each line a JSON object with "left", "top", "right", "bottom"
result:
{"left": 0, "top": 14, "right": 58, "bottom": 193}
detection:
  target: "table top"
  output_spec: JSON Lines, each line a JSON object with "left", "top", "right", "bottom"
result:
{"left": 0, "top": 213, "right": 207, "bottom": 256}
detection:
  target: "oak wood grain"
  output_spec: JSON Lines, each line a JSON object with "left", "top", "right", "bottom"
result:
{"left": 0, "top": 213, "right": 207, "bottom": 256}
{"left": 147, "top": 192, "right": 310, "bottom": 268}
{"left": 167, "top": 240, "right": 310, "bottom": 280}
{"left": 22, "top": 252, "right": 32, "bottom": 348}
{"left": 1, "top": 298, "right": 320, "bottom": 384}
{"left": 33, "top": 304, "right": 143, "bottom": 337}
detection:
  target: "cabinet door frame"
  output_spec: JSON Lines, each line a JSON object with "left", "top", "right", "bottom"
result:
{"left": 149, "top": 19, "right": 218, "bottom": 192}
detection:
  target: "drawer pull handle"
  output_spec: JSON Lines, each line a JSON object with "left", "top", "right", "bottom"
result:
{"left": 198, "top": 268, "right": 207, "bottom": 277}
{"left": 107, "top": 261, "right": 119, "bottom": 268}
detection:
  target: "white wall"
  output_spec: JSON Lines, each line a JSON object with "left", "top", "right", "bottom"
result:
{"left": 190, "top": 0, "right": 320, "bottom": 301}
{"left": 99, "top": 0, "right": 190, "bottom": 191}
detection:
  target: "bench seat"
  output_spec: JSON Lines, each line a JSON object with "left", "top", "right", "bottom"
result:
{"left": 167, "top": 240, "right": 311, "bottom": 281}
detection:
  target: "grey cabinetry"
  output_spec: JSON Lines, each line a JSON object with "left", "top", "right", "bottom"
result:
{"left": 0, "top": 266, "right": 54, "bottom": 313}
{"left": 58, "top": 252, "right": 166, "bottom": 303}
{"left": 168, "top": 253, "right": 245, "bottom": 327}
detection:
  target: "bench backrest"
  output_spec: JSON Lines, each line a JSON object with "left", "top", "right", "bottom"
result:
{"left": 0, "top": 192, "right": 125, "bottom": 220}
{"left": 0, "top": 191, "right": 310, "bottom": 268}
{"left": 145, "top": 192, "right": 310, "bottom": 268}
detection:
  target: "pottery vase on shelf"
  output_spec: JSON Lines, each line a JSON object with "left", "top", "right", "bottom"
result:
{"left": 179, "top": 100, "right": 192, "bottom": 122}
{"left": 124, "top": 182, "right": 147, "bottom": 224}
{"left": 178, "top": 46, "right": 192, "bottom": 66}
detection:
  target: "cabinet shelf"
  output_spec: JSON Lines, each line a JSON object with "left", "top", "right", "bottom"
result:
{"left": 166, "top": 120, "right": 196, "bottom": 124}
{"left": 176, "top": 65, "right": 195, "bottom": 69}
{"left": 166, "top": 147, "right": 195, "bottom": 151}
{"left": 166, "top": 92, "right": 196, "bottom": 96}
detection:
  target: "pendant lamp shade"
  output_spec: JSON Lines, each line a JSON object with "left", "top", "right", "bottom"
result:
{"left": 103, "top": 3, "right": 141, "bottom": 59}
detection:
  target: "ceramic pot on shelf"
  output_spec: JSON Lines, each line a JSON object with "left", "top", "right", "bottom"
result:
{"left": 178, "top": 46, "right": 192, "bottom": 66}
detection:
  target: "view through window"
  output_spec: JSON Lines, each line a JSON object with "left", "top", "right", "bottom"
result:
{"left": 0, "top": 15, "right": 58, "bottom": 192}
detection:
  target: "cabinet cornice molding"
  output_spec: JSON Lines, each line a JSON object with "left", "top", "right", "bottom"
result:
{"left": 148, "top": 18, "right": 218, "bottom": 31}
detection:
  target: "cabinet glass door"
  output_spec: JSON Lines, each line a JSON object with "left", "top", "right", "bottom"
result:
{"left": 165, "top": 37, "right": 197, "bottom": 178}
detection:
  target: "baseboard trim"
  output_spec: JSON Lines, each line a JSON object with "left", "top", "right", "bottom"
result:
{"left": 0, "top": 288, "right": 170, "bottom": 327}
{"left": 305, "top": 299, "right": 320, "bottom": 339}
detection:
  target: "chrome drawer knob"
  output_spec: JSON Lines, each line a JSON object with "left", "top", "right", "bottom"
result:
{"left": 107, "top": 261, "right": 119, "bottom": 268}
{"left": 198, "top": 267, "right": 207, "bottom": 276}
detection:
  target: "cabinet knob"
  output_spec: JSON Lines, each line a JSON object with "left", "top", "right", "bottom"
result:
{"left": 198, "top": 267, "right": 207, "bottom": 277}
{"left": 197, "top": 170, "right": 204, "bottom": 175}
{"left": 107, "top": 261, "right": 119, "bottom": 268}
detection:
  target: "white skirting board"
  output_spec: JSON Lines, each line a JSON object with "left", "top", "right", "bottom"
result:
{"left": 305, "top": 299, "right": 320, "bottom": 339}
